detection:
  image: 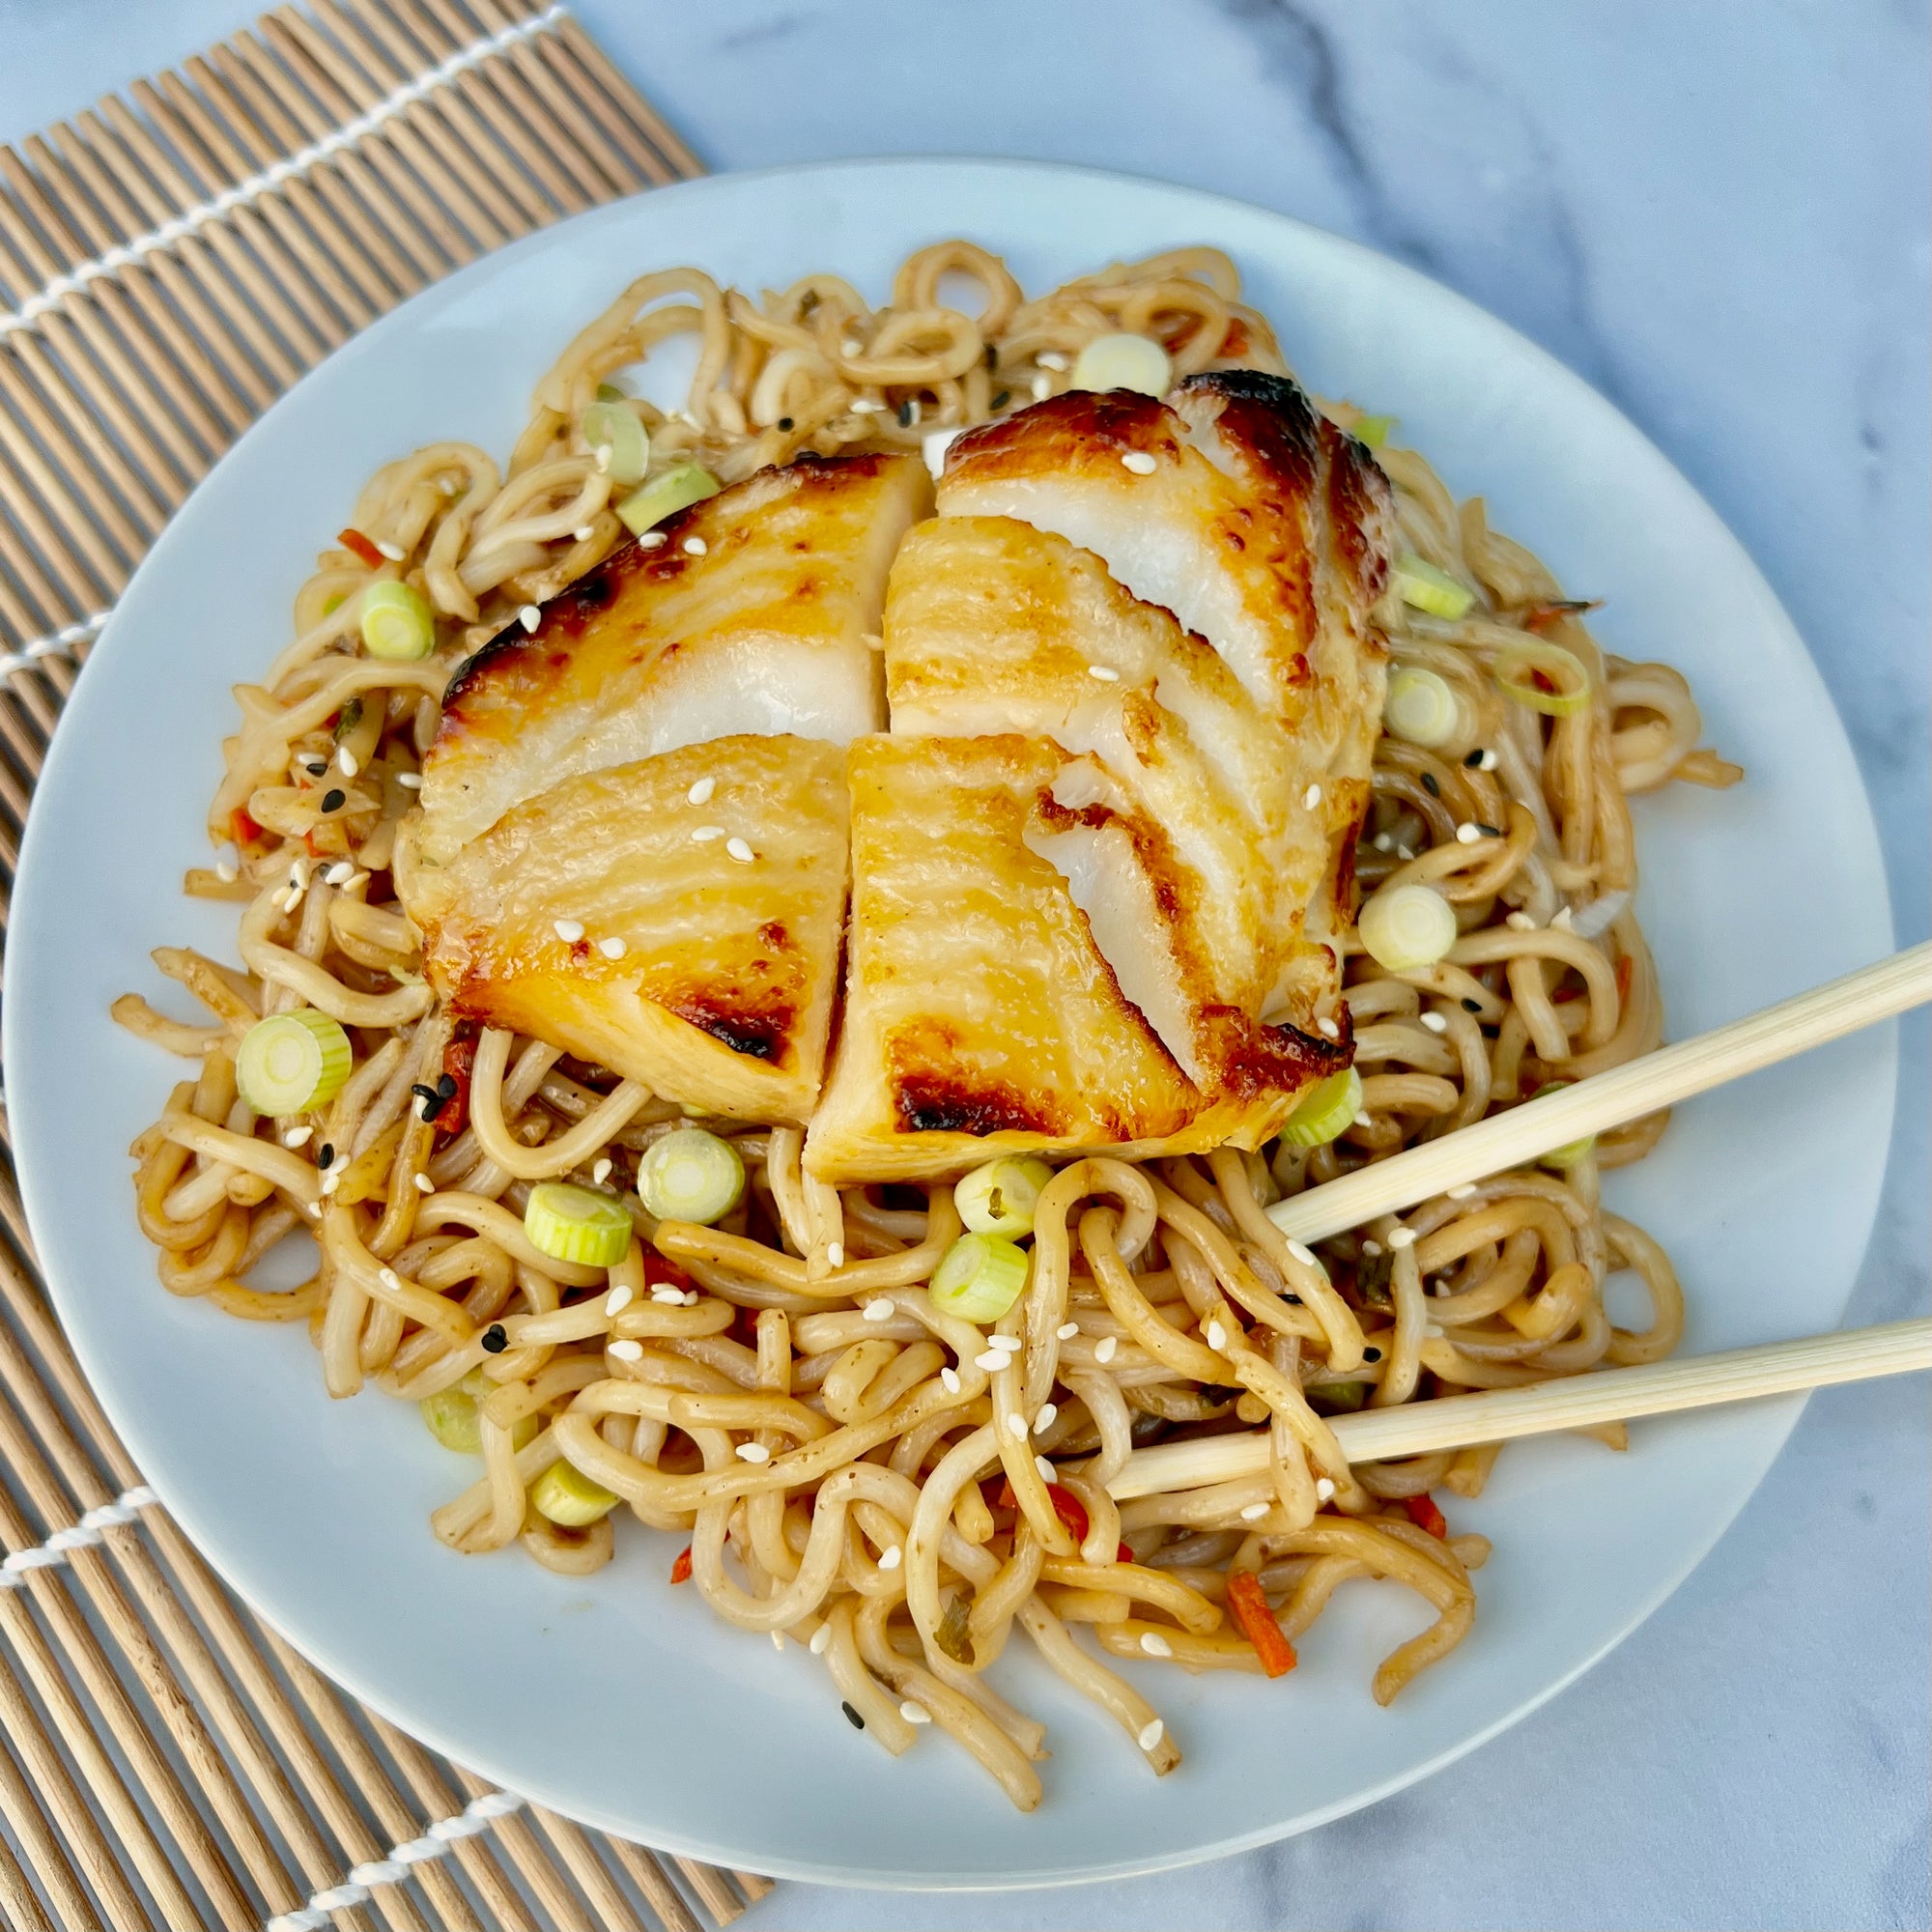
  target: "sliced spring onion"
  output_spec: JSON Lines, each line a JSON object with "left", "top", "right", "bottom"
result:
{"left": 594, "top": 376, "right": 633, "bottom": 401}
{"left": 926, "top": 1233, "right": 1029, "bottom": 1324}
{"left": 580, "top": 400, "right": 649, "bottom": 486}
{"left": 419, "top": 1381, "right": 536, "bottom": 1455}
{"left": 1528, "top": 1081, "right": 1596, "bottom": 1170}
{"left": 1494, "top": 638, "right": 1591, "bottom": 718}
{"left": 358, "top": 580, "right": 437, "bottom": 662}
{"left": 1309, "top": 1380, "right": 1367, "bottom": 1414}
{"left": 615, "top": 461, "right": 721, "bottom": 535}
{"left": 636, "top": 1127, "right": 744, "bottom": 1225}
{"left": 953, "top": 1156, "right": 1054, "bottom": 1237}
{"left": 1393, "top": 553, "right": 1476, "bottom": 621}
{"left": 523, "top": 1182, "right": 633, "bottom": 1268}
{"left": 1350, "top": 412, "right": 1396, "bottom": 449}
{"left": 529, "top": 1460, "right": 620, "bottom": 1527}
{"left": 236, "top": 1009, "right": 352, "bottom": 1115}
{"left": 1278, "top": 1067, "right": 1364, "bottom": 1150}
{"left": 1357, "top": 883, "right": 1459, "bottom": 973}
{"left": 1382, "top": 664, "right": 1469, "bottom": 749}
{"left": 1069, "top": 331, "right": 1172, "bottom": 397}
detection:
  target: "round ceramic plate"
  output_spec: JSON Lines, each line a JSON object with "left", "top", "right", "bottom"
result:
{"left": 8, "top": 159, "right": 1895, "bottom": 1888}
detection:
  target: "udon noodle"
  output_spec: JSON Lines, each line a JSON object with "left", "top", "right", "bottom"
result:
{"left": 119, "top": 242, "right": 1741, "bottom": 1808}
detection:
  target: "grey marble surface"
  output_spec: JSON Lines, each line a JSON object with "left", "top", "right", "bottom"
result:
{"left": 0, "top": 2, "right": 1925, "bottom": 1926}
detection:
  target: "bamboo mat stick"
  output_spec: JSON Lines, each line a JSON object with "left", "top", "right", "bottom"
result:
{"left": 1110, "top": 1318, "right": 1932, "bottom": 1499}
{"left": 1268, "top": 943, "right": 1932, "bottom": 1245}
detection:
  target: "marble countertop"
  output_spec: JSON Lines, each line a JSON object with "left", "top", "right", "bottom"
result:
{"left": 0, "top": 2, "right": 1924, "bottom": 1925}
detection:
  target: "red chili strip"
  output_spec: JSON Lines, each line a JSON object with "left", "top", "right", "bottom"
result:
{"left": 668, "top": 1546, "right": 693, "bottom": 1585}
{"left": 1405, "top": 1492, "right": 1448, "bottom": 1539}
{"left": 337, "top": 526, "right": 385, "bottom": 570}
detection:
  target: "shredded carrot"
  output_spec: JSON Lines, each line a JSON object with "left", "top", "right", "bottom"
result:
{"left": 1521, "top": 597, "right": 1603, "bottom": 633}
{"left": 1615, "top": 954, "right": 1634, "bottom": 1005}
{"left": 669, "top": 1546, "right": 693, "bottom": 1585}
{"left": 337, "top": 526, "right": 385, "bottom": 570}
{"left": 1225, "top": 1569, "right": 1297, "bottom": 1678}
{"left": 230, "top": 806, "right": 263, "bottom": 849}
{"left": 1405, "top": 1492, "right": 1448, "bottom": 1539}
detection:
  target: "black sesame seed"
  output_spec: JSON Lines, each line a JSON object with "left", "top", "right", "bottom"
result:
{"left": 481, "top": 1323, "right": 507, "bottom": 1354}
{"left": 436, "top": 1071, "right": 459, "bottom": 1100}
{"left": 991, "top": 389, "right": 1010, "bottom": 410}
{"left": 896, "top": 400, "right": 915, "bottom": 427}
{"left": 1463, "top": 748, "right": 1486, "bottom": 768}
{"left": 983, "top": 342, "right": 998, "bottom": 371}
{"left": 306, "top": 761, "right": 327, "bottom": 777}
{"left": 1284, "top": 1293, "right": 1302, "bottom": 1306}
{"left": 1420, "top": 772, "right": 1440, "bottom": 798}
{"left": 316, "top": 1144, "right": 334, "bottom": 1170}
{"left": 1364, "top": 1347, "right": 1383, "bottom": 1363}
{"left": 321, "top": 787, "right": 346, "bottom": 812}
{"left": 1462, "top": 998, "right": 1483, "bottom": 1013}
{"left": 1477, "top": 823, "right": 1504, "bottom": 838}
{"left": 777, "top": 415, "right": 793, "bottom": 431}
{"left": 840, "top": 1700, "right": 865, "bottom": 1730}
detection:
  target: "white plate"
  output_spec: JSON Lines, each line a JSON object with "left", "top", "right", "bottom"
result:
{"left": 8, "top": 159, "right": 1895, "bottom": 1889}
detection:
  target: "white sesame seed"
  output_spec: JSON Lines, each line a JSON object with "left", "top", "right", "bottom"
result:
{"left": 597, "top": 935, "right": 627, "bottom": 958}
{"left": 1420, "top": 1011, "right": 1449, "bottom": 1034}
{"left": 1361, "top": 1238, "right": 1382, "bottom": 1258}
{"left": 974, "top": 1350, "right": 1007, "bottom": 1373}
{"left": 1315, "top": 1477, "right": 1336, "bottom": 1501}
{"left": 1140, "top": 1631, "right": 1175, "bottom": 1656}
{"left": 1095, "top": 1335, "right": 1119, "bottom": 1364}
{"left": 1137, "top": 1719, "right": 1165, "bottom": 1752}
{"left": 1087, "top": 663, "right": 1121, "bottom": 682}
{"left": 735, "top": 1442, "right": 771, "bottom": 1463}
{"left": 682, "top": 536, "right": 707, "bottom": 556}
{"left": 1388, "top": 1227, "right": 1417, "bottom": 1250}
{"left": 413, "top": 1173, "right": 435, "bottom": 1194}
{"left": 553, "top": 919, "right": 584, "bottom": 943}
{"left": 842, "top": 339, "right": 864, "bottom": 357}
{"left": 849, "top": 397, "right": 880, "bottom": 413}
{"left": 1455, "top": 821, "right": 1482, "bottom": 844}
{"left": 687, "top": 777, "right": 716, "bottom": 805}
{"left": 1446, "top": 1182, "right": 1477, "bottom": 1201}
{"left": 1056, "top": 1321, "right": 1080, "bottom": 1341}
{"left": 1354, "top": 1111, "right": 1374, "bottom": 1127}
{"left": 1303, "top": 782, "right": 1323, "bottom": 810}
{"left": 1505, "top": 911, "right": 1537, "bottom": 931}
{"left": 214, "top": 861, "right": 238, "bottom": 884}
{"left": 604, "top": 1283, "right": 633, "bottom": 1315}
{"left": 1120, "top": 450, "right": 1157, "bottom": 475}
{"left": 681, "top": 1290, "right": 700, "bottom": 1306}
{"left": 289, "top": 858, "right": 311, "bottom": 891}
{"left": 1006, "top": 1410, "right": 1029, "bottom": 1438}
{"left": 608, "top": 1338, "right": 643, "bottom": 1362}
{"left": 1037, "top": 351, "right": 1068, "bottom": 371}
{"left": 1206, "top": 1321, "right": 1227, "bottom": 1350}
{"left": 397, "top": 771, "right": 422, "bottom": 789}
{"left": 863, "top": 1299, "right": 895, "bottom": 1322}
{"left": 518, "top": 604, "right": 541, "bottom": 633}
{"left": 725, "top": 838, "right": 755, "bottom": 864}
{"left": 639, "top": 531, "right": 667, "bottom": 549}
{"left": 810, "top": 1624, "right": 831, "bottom": 1655}
{"left": 771, "top": 1630, "right": 785, "bottom": 1651}
{"left": 592, "top": 443, "right": 611, "bottom": 471}
{"left": 827, "top": 1242, "right": 844, "bottom": 1268}
{"left": 1240, "top": 1502, "right": 1270, "bottom": 1521}
{"left": 1316, "top": 1017, "right": 1340, "bottom": 1038}
{"left": 1397, "top": 845, "right": 1417, "bottom": 862}
{"left": 376, "top": 539, "right": 406, "bottom": 561}
{"left": 325, "top": 861, "right": 355, "bottom": 886}
{"left": 1477, "top": 748, "right": 1498, "bottom": 771}
{"left": 940, "top": 1367, "right": 961, "bottom": 1394}
{"left": 899, "top": 1700, "right": 932, "bottom": 1725}
{"left": 1426, "top": 1322, "right": 1445, "bottom": 1340}
{"left": 987, "top": 1333, "right": 1021, "bottom": 1353}
{"left": 1550, "top": 904, "right": 1576, "bottom": 930}
{"left": 379, "top": 1267, "right": 402, "bottom": 1291}
{"left": 1030, "top": 373, "right": 1051, "bottom": 401}
{"left": 282, "top": 1125, "right": 313, "bottom": 1148}
{"left": 573, "top": 526, "right": 594, "bottom": 543}
{"left": 337, "top": 751, "right": 359, "bottom": 779}
{"left": 1372, "top": 832, "right": 1394, "bottom": 853}
{"left": 1034, "top": 1403, "right": 1058, "bottom": 1434}
{"left": 1035, "top": 1455, "right": 1057, "bottom": 1485}
{"left": 1434, "top": 1280, "right": 1452, "bottom": 1296}
{"left": 651, "top": 1286, "right": 683, "bottom": 1305}
{"left": 877, "top": 1545, "right": 902, "bottom": 1571}
{"left": 691, "top": 825, "right": 725, "bottom": 842}
{"left": 1286, "top": 1238, "right": 1317, "bottom": 1267}
{"left": 320, "top": 1169, "right": 340, "bottom": 1196}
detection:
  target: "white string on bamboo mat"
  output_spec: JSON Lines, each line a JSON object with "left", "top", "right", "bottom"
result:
{"left": 0, "top": 1485, "right": 158, "bottom": 1582}
{"left": 262, "top": 1790, "right": 528, "bottom": 1931}
{"left": 0, "top": 609, "right": 108, "bottom": 676}
{"left": 0, "top": 3, "right": 573, "bottom": 340}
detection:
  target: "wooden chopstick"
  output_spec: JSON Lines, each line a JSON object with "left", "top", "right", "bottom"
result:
{"left": 1107, "top": 1317, "right": 1932, "bottom": 1498}
{"left": 1268, "top": 941, "right": 1932, "bottom": 1245}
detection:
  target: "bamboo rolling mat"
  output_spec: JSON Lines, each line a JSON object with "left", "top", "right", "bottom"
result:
{"left": 0, "top": 5, "right": 781, "bottom": 1926}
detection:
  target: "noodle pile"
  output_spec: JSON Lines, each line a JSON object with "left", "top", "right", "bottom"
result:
{"left": 118, "top": 243, "right": 1742, "bottom": 1809}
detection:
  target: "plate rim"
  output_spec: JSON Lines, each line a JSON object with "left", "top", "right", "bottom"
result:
{"left": 6, "top": 155, "right": 1898, "bottom": 1889}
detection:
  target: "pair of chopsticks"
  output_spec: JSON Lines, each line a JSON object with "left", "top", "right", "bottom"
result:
{"left": 1110, "top": 942, "right": 1932, "bottom": 1501}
